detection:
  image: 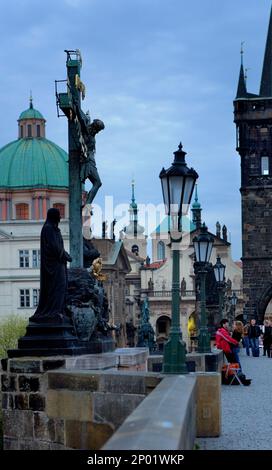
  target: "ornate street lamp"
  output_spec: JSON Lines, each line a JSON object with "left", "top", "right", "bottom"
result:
{"left": 193, "top": 224, "right": 214, "bottom": 353}
{"left": 160, "top": 143, "right": 198, "bottom": 374}
{"left": 213, "top": 256, "right": 226, "bottom": 321}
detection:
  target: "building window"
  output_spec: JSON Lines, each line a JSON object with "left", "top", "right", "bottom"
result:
{"left": 20, "top": 125, "right": 24, "bottom": 138}
{"left": 19, "top": 250, "right": 30, "bottom": 268}
{"left": 20, "top": 289, "right": 30, "bottom": 307}
{"left": 158, "top": 320, "right": 167, "bottom": 334}
{"left": 33, "top": 289, "right": 40, "bottom": 307}
{"left": 157, "top": 241, "right": 165, "bottom": 260}
{"left": 261, "top": 156, "right": 269, "bottom": 175}
{"left": 32, "top": 250, "right": 40, "bottom": 268}
{"left": 131, "top": 244, "right": 139, "bottom": 255}
{"left": 36, "top": 124, "right": 40, "bottom": 137}
{"left": 27, "top": 124, "right": 32, "bottom": 138}
{"left": 16, "top": 203, "right": 29, "bottom": 220}
{"left": 53, "top": 203, "right": 65, "bottom": 219}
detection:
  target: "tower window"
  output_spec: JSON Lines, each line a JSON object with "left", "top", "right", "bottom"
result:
{"left": 37, "top": 125, "right": 40, "bottom": 137}
{"left": 53, "top": 203, "right": 65, "bottom": 218}
{"left": 27, "top": 124, "right": 32, "bottom": 137}
{"left": 20, "top": 125, "right": 24, "bottom": 138}
{"left": 261, "top": 156, "right": 269, "bottom": 175}
{"left": 16, "top": 203, "right": 29, "bottom": 220}
{"left": 157, "top": 241, "right": 165, "bottom": 260}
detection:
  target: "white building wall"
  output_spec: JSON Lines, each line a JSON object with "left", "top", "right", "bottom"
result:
{"left": 0, "top": 220, "right": 69, "bottom": 319}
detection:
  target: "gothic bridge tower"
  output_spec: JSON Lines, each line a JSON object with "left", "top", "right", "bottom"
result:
{"left": 234, "top": 6, "right": 272, "bottom": 322}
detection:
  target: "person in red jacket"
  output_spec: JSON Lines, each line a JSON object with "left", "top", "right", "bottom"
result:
{"left": 216, "top": 318, "right": 239, "bottom": 362}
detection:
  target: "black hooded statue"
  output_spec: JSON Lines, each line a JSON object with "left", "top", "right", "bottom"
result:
{"left": 29, "top": 208, "right": 72, "bottom": 324}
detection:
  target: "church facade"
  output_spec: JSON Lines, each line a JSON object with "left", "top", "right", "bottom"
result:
{"left": 122, "top": 181, "right": 242, "bottom": 350}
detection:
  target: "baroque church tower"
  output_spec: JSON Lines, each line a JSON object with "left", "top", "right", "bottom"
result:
{"left": 234, "top": 6, "right": 272, "bottom": 321}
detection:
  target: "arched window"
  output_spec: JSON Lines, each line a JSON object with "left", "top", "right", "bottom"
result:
{"left": 16, "top": 203, "right": 29, "bottom": 220}
{"left": 157, "top": 241, "right": 165, "bottom": 260}
{"left": 20, "top": 125, "right": 24, "bottom": 138}
{"left": 37, "top": 124, "right": 41, "bottom": 137}
{"left": 53, "top": 203, "right": 65, "bottom": 219}
{"left": 261, "top": 156, "right": 269, "bottom": 175}
{"left": 131, "top": 244, "right": 139, "bottom": 255}
{"left": 27, "top": 125, "right": 32, "bottom": 138}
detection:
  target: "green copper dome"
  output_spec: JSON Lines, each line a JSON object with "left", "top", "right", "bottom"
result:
{"left": 192, "top": 199, "right": 201, "bottom": 209}
{"left": 18, "top": 107, "right": 45, "bottom": 121}
{"left": 0, "top": 138, "right": 68, "bottom": 189}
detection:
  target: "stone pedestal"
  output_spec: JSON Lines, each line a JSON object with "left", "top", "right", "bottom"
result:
{"left": 8, "top": 322, "right": 92, "bottom": 358}
{"left": 147, "top": 349, "right": 224, "bottom": 373}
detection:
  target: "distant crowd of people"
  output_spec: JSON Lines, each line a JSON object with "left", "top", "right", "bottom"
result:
{"left": 215, "top": 317, "right": 272, "bottom": 370}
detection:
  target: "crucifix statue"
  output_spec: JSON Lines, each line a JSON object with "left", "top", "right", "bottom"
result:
{"left": 56, "top": 49, "right": 104, "bottom": 268}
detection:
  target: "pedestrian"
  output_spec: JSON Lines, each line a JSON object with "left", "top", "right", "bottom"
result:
{"left": 232, "top": 320, "right": 243, "bottom": 369}
{"left": 215, "top": 319, "right": 239, "bottom": 363}
{"left": 263, "top": 319, "right": 272, "bottom": 357}
{"left": 242, "top": 322, "right": 250, "bottom": 356}
{"left": 248, "top": 318, "right": 261, "bottom": 357}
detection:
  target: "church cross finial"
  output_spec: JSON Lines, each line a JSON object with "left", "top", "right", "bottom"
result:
{"left": 131, "top": 178, "right": 135, "bottom": 203}
{"left": 29, "top": 90, "right": 33, "bottom": 109}
{"left": 240, "top": 41, "right": 245, "bottom": 66}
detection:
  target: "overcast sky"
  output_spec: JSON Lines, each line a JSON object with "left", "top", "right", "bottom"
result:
{"left": 0, "top": 0, "right": 271, "bottom": 260}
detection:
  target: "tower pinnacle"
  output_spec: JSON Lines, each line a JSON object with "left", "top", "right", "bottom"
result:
{"left": 236, "top": 43, "right": 247, "bottom": 98}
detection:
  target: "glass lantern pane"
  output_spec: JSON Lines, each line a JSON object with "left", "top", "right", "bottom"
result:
{"left": 199, "top": 241, "right": 208, "bottom": 263}
{"left": 220, "top": 265, "right": 226, "bottom": 282}
{"left": 182, "top": 177, "right": 195, "bottom": 207}
{"left": 169, "top": 175, "right": 184, "bottom": 214}
{"left": 214, "top": 267, "right": 220, "bottom": 283}
{"left": 161, "top": 178, "right": 170, "bottom": 214}
{"left": 193, "top": 241, "right": 200, "bottom": 262}
{"left": 206, "top": 241, "right": 213, "bottom": 263}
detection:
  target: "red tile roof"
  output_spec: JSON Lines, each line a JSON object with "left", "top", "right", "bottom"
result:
{"left": 143, "top": 259, "right": 166, "bottom": 270}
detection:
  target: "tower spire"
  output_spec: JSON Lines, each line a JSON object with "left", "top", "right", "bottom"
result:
{"left": 191, "top": 183, "right": 202, "bottom": 229}
{"left": 29, "top": 91, "right": 33, "bottom": 109}
{"left": 131, "top": 178, "right": 135, "bottom": 204}
{"left": 260, "top": 6, "right": 272, "bottom": 97}
{"left": 236, "top": 42, "right": 247, "bottom": 98}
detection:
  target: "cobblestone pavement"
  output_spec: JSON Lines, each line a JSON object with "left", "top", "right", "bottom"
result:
{"left": 196, "top": 348, "right": 272, "bottom": 450}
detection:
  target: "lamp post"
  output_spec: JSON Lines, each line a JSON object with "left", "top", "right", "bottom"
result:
{"left": 213, "top": 256, "right": 226, "bottom": 321}
{"left": 193, "top": 224, "right": 214, "bottom": 353}
{"left": 160, "top": 143, "right": 198, "bottom": 374}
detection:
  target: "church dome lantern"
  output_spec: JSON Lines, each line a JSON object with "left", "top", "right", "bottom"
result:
{"left": 18, "top": 95, "right": 46, "bottom": 139}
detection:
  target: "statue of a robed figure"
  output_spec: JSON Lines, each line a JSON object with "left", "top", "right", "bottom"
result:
{"left": 29, "top": 208, "right": 72, "bottom": 324}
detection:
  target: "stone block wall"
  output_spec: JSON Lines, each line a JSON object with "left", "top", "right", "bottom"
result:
{"left": 1, "top": 356, "right": 161, "bottom": 450}
{"left": 241, "top": 188, "right": 272, "bottom": 320}
{"left": 103, "top": 375, "right": 197, "bottom": 450}
{"left": 1, "top": 357, "right": 66, "bottom": 450}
